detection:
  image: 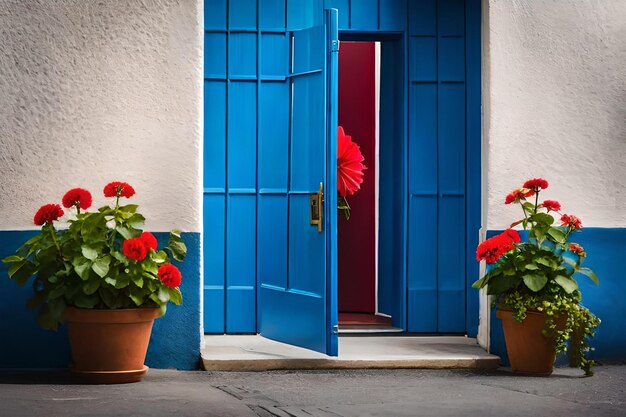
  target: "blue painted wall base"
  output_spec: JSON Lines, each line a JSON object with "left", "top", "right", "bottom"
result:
{"left": 488, "top": 228, "right": 626, "bottom": 364}
{"left": 0, "top": 231, "right": 201, "bottom": 370}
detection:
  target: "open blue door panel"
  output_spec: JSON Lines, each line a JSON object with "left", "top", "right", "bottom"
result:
{"left": 258, "top": 9, "right": 339, "bottom": 356}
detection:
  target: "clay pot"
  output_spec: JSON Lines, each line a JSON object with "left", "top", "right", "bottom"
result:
{"left": 64, "top": 307, "right": 160, "bottom": 384}
{"left": 497, "top": 309, "right": 567, "bottom": 376}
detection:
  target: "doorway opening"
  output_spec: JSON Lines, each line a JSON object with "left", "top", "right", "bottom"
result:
{"left": 337, "top": 37, "right": 406, "bottom": 334}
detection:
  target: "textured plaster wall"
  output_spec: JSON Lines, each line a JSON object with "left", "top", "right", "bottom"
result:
{"left": 484, "top": 0, "right": 626, "bottom": 229}
{"left": 0, "top": 0, "right": 203, "bottom": 232}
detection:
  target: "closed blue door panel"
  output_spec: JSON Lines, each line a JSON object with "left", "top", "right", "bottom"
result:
{"left": 259, "top": 9, "right": 338, "bottom": 355}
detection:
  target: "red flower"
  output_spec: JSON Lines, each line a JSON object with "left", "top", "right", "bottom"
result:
{"left": 569, "top": 243, "right": 587, "bottom": 257}
{"left": 103, "top": 181, "right": 136, "bottom": 198}
{"left": 140, "top": 231, "right": 158, "bottom": 251}
{"left": 158, "top": 264, "right": 182, "bottom": 288}
{"left": 33, "top": 204, "right": 64, "bottom": 226}
{"left": 123, "top": 237, "right": 148, "bottom": 261}
{"left": 542, "top": 200, "right": 561, "bottom": 212}
{"left": 476, "top": 230, "right": 519, "bottom": 264}
{"left": 62, "top": 188, "right": 93, "bottom": 210}
{"left": 337, "top": 126, "right": 366, "bottom": 198}
{"left": 503, "top": 228, "right": 521, "bottom": 243}
{"left": 561, "top": 214, "right": 583, "bottom": 230}
{"left": 523, "top": 178, "right": 549, "bottom": 191}
{"left": 505, "top": 188, "right": 534, "bottom": 204}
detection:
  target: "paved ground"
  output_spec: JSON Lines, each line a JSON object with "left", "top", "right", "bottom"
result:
{"left": 0, "top": 366, "right": 624, "bottom": 416}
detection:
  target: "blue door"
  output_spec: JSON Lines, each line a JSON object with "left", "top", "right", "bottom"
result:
{"left": 258, "top": 10, "right": 339, "bottom": 356}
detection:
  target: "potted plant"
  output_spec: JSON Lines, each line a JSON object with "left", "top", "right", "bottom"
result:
{"left": 2, "top": 181, "right": 186, "bottom": 383}
{"left": 472, "top": 178, "right": 600, "bottom": 376}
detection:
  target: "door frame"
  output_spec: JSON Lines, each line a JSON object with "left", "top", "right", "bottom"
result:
{"left": 338, "top": 32, "right": 408, "bottom": 331}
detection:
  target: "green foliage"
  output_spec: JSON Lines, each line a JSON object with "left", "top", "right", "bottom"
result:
{"left": 2, "top": 200, "right": 187, "bottom": 331}
{"left": 472, "top": 186, "right": 600, "bottom": 376}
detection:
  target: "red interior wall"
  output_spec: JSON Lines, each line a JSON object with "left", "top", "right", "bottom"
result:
{"left": 338, "top": 42, "right": 376, "bottom": 313}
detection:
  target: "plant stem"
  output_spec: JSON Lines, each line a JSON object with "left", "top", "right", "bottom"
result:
{"left": 48, "top": 224, "right": 63, "bottom": 258}
{"left": 534, "top": 190, "right": 539, "bottom": 215}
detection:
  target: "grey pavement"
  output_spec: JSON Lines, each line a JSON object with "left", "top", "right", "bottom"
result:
{"left": 1, "top": 366, "right": 625, "bottom": 417}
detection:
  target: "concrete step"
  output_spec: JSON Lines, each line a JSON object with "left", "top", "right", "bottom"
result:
{"left": 201, "top": 335, "right": 500, "bottom": 372}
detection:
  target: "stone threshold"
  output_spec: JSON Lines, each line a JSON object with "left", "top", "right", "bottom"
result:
{"left": 201, "top": 335, "right": 500, "bottom": 372}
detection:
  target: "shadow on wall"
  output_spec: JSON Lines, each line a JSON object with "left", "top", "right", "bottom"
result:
{"left": 0, "top": 231, "right": 201, "bottom": 370}
{"left": 489, "top": 228, "right": 626, "bottom": 365}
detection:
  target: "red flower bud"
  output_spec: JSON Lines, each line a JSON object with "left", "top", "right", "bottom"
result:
{"left": 541, "top": 200, "right": 561, "bottom": 212}
{"left": 523, "top": 178, "right": 549, "bottom": 191}
{"left": 561, "top": 214, "right": 583, "bottom": 230}
{"left": 140, "top": 231, "right": 158, "bottom": 251}
{"left": 104, "top": 181, "right": 136, "bottom": 198}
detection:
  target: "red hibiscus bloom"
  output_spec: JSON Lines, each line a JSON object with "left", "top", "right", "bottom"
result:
{"left": 123, "top": 237, "right": 148, "bottom": 261}
{"left": 62, "top": 188, "right": 93, "bottom": 210}
{"left": 158, "top": 264, "right": 182, "bottom": 288}
{"left": 569, "top": 243, "right": 587, "bottom": 257}
{"left": 140, "top": 231, "right": 158, "bottom": 251}
{"left": 542, "top": 200, "right": 561, "bottom": 212}
{"left": 103, "top": 181, "right": 136, "bottom": 198}
{"left": 505, "top": 188, "right": 534, "bottom": 204}
{"left": 523, "top": 178, "right": 549, "bottom": 191}
{"left": 33, "top": 204, "right": 64, "bottom": 226}
{"left": 337, "top": 126, "right": 366, "bottom": 198}
{"left": 561, "top": 214, "right": 583, "bottom": 230}
{"left": 476, "top": 230, "right": 519, "bottom": 264}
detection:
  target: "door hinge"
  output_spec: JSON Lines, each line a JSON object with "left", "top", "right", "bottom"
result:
{"left": 330, "top": 40, "right": 339, "bottom": 52}
{"left": 333, "top": 325, "right": 339, "bottom": 334}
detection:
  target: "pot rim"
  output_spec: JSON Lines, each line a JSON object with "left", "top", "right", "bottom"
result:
{"left": 64, "top": 307, "right": 161, "bottom": 324}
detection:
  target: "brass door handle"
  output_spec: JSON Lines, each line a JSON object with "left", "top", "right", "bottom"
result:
{"left": 309, "top": 182, "right": 324, "bottom": 233}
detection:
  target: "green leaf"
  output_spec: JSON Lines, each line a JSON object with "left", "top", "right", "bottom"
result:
{"left": 7, "top": 260, "right": 36, "bottom": 285}
{"left": 116, "top": 226, "right": 135, "bottom": 240}
{"left": 152, "top": 250, "right": 169, "bottom": 264}
{"left": 167, "top": 231, "right": 187, "bottom": 262}
{"left": 91, "top": 255, "right": 111, "bottom": 278}
{"left": 577, "top": 268, "right": 599, "bottom": 285}
{"left": 524, "top": 264, "right": 539, "bottom": 271}
{"left": 158, "top": 287, "right": 170, "bottom": 303}
{"left": 536, "top": 257, "right": 556, "bottom": 269}
{"left": 118, "top": 204, "right": 139, "bottom": 213}
{"left": 168, "top": 287, "right": 183, "bottom": 305}
{"left": 104, "top": 277, "right": 117, "bottom": 286}
{"left": 523, "top": 273, "right": 548, "bottom": 292}
{"left": 127, "top": 213, "right": 145, "bottom": 228}
{"left": 547, "top": 227, "right": 567, "bottom": 244}
{"left": 83, "top": 278, "right": 101, "bottom": 295}
{"left": 81, "top": 245, "right": 98, "bottom": 261}
{"left": 72, "top": 256, "right": 92, "bottom": 280}
{"left": 73, "top": 293, "right": 99, "bottom": 309}
{"left": 472, "top": 275, "right": 488, "bottom": 289}
{"left": 2, "top": 255, "right": 24, "bottom": 264}
{"left": 554, "top": 275, "right": 579, "bottom": 294}
{"left": 531, "top": 213, "right": 555, "bottom": 225}
{"left": 132, "top": 274, "right": 144, "bottom": 288}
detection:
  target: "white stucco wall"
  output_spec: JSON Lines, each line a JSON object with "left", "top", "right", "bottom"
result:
{"left": 484, "top": 0, "right": 626, "bottom": 230}
{"left": 0, "top": 0, "right": 203, "bottom": 232}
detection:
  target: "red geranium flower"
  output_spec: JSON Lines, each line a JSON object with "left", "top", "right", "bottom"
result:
{"left": 158, "top": 264, "right": 182, "bottom": 288}
{"left": 103, "top": 181, "right": 136, "bottom": 198}
{"left": 503, "top": 228, "right": 521, "bottom": 243}
{"left": 62, "top": 188, "right": 93, "bottom": 210}
{"left": 337, "top": 126, "right": 366, "bottom": 198}
{"left": 569, "top": 243, "right": 587, "bottom": 257}
{"left": 476, "top": 230, "right": 519, "bottom": 264}
{"left": 123, "top": 237, "right": 148, "bottom": 261}
{"left": 33, "top": 204, "right": 64, "bottom": 226}
{"left": 505, "top": 188, "right": 534, "bottom": 204}
{"left": 523, "top": 178, "right": 549, "bottom": 191}
{"left": 140, "top": 231, "right": 158, "bottom": 251}
{"left": 542, "top": 200, "right": 561, "bottom": 212}
{"left": 561, "top": 214, "right": 583, "bottom": 230}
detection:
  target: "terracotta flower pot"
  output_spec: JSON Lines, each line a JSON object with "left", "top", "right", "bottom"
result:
{"left": 64, "top": 307, "right": 160, "bottom": 384}
{"left": 497, "top": 309, "right": 567, "bottom": 376}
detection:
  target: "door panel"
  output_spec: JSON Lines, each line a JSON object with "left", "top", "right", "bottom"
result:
{"left": 258, "top": 9, "right": 339, "bottom": 355}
